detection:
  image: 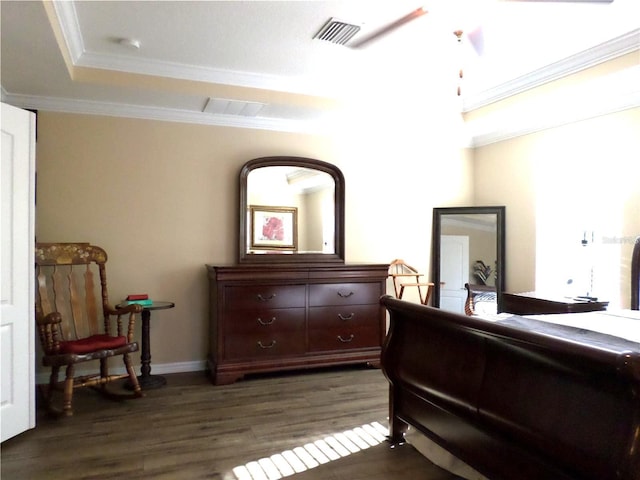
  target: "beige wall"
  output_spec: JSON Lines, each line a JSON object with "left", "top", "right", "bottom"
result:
{"left": 34, "top": 111, "right": 472, "bottom": 375}
{"left": 473, "top": 107, "right": 639, "bottom": 305}
{"left": 473, "top": 135, "right": 538, "bottom": 293}
{"left": 472, "top": 52, "right": 640, "bottom": 305}
{"left": 33, "top": 53, "right": 638, "bottom": 376}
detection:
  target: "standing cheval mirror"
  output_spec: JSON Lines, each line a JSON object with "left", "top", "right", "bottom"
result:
{"left": 432, "top": 206, "right": 506, "bottom": 313}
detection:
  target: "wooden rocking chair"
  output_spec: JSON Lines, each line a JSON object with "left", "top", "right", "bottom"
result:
{"left": 35, "top": 243, "right": 144, "bottom": 416}
{"left": 389, "top": 259, "right": 435, "bottom": 305}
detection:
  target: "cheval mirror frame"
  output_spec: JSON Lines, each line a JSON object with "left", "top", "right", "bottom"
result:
{"left": 238, "top": 156, "right": 345, "bottom": 264}
{"left": 432, "top": 206, "right": 506, "bottom": 311}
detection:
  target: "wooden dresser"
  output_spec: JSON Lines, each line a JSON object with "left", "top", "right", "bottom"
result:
{"left": 206, "top": 263, "right": 388, "bottom": 385}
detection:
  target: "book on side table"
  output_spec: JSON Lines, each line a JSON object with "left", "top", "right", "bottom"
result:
{"left": 123, "top": 294, "right": 152, "bottom": 306}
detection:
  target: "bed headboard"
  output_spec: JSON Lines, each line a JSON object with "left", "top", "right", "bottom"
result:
{"left": 632, "top": 236, "right": 640, "bottom": 310}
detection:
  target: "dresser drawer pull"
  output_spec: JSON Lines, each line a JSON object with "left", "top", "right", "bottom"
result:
{"left": 337, "top": 334, "right": 355, "bottom": 343}
{"left": 257, "top": 293, "right": 277, "bottom": 302}
{"left": 337, "top": 291, "right": 355, "bottom": 298}
{"left": 257, "top": 340, "right": 277, "bottom": 349}
{"left": 338, "top": 313, "right": 355, "bottom": 321}
{"left": 257, "top": 317, "right": 276, "bottom": 325}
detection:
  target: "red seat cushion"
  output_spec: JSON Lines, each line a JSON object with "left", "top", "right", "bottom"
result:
{"left": 59, "top": 335, "right": 127, "bottom": 354}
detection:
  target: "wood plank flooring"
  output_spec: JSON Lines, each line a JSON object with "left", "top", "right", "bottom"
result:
{"left": 1, "top": 366, "right": 462, "bottom": 480}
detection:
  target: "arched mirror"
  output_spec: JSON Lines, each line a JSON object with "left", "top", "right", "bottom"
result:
{"left": 432, "top": 206, "right": 506, "bottom": 313}
{"left": 239, "top": 156, "right": 345, "bottom": 264}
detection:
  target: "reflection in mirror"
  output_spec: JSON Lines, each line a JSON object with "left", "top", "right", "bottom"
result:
{"left": 247, "top": 167, "right": 334, "bottom": 254}
{"left": 432, "top": 207, "right": 505, "bottom": 314}
{"left": 239, "top": 157, "right": 345, "bottom": 264}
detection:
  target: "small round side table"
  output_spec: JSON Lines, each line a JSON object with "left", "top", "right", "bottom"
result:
{"left": 120, "top": 301, "right": 175, "bottom": 390}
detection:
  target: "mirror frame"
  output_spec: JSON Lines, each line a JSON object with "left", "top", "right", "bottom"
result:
{"left": 239, "top": 156, "right": 345, "bottom": 264}
{"left": 431, "top": 206, "right": 506, "bottom": 311}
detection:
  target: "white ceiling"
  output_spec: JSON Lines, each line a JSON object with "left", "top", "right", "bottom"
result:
{"left": 1, "top": 0, "right": 639, "bottom": 135}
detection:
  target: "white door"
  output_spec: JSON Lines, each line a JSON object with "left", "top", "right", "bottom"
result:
{"left": 440, "top": 235, "right": 469, "bottom": 314}
{"left": 1, "top": 103, "right": 36, "bottom": 442}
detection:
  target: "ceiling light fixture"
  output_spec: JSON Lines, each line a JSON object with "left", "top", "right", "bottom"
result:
{"left": 118, "top": 38, "right": 141, "bottom": 49}
{"left": 454, "top": 30, "right": 464, "bottom": 96}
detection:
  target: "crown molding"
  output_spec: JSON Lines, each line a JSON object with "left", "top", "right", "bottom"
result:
{"left": 76, "top": 51, "right": 341, "bottom": 99}
{"left": 49, "top": 1, "right": 638, "bottom": 113}
{"left": 463, "top": 28, "right": 640, "bottom": 112}
{"left": 50, "top": 0, "right": 344, "bottom": 99}
{"left": 51, "top": 0, "right": 84, "bottom": 63}
{"left": 9, "top": 4, "right": 640, "bottom": 146}
{"left": 4, "top": 73, "right": 636, "bottom": 147}
{"left": 467, "top": 65, "right": 640, "bottom": 147}
{"left": 1, "top": 93, "right": 333, "bottom": 136}
{"left": 470, "top": 96, "right": 640, "bottom": 147}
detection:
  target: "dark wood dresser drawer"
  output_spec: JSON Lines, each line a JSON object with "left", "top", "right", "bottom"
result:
{"left": 224, "top": 308, "right": 305, "bottom": 335}
{"left": 308, "top": 325, "right": 379, "bottom": 352}
{"left": 225, "top": 327, "right": 305, "bottom": 360}
{"left": 309, "top": 282, "right": 381, "bottom": 307}
{"left": 224, "top": 285, "right": 306, "bottom": 310}
{"left": 308, "top": 304, "right": 379, "bottom": 329}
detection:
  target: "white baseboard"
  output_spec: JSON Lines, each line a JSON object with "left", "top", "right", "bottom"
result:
{"left": 36, "top": 360, "right": 207, "bottom": 385}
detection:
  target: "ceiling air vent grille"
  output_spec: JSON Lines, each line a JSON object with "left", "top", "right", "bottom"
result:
{"left": 314, "top": 18, "right": 361, "bottom": 45}
{"left": 203, "top": 98, "right": 266, "bottom": 117}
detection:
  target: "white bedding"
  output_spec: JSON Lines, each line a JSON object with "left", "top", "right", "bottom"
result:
{"left": 525, "top": 309, "right": 640, "bottom": 343}
{"left": 479, "top": 309, "right": 640, "bottom": 343}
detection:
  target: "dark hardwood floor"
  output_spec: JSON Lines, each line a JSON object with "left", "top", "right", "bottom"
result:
{"left": 1, "top": 366, "right": 462, "bottom": 480}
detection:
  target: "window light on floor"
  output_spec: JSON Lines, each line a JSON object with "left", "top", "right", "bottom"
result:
{"left": 231, "top": 421, "right": 388, "bottom": 480}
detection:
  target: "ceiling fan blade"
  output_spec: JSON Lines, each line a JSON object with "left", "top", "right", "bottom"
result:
{"left": 467, "top": 0, "right": 611, "bottom": 56}
{"left": 467, "top": 26, "right": 485, "bottom": 56}
{"left": 349, "top": 7, "right": 428, "bottom": 49}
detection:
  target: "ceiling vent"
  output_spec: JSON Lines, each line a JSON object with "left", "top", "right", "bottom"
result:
{"left": 313, "top": 18, "right": 361, "bottom": 45}
{"left": 203, "top": 98, "right": 266, "bottom": 117}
